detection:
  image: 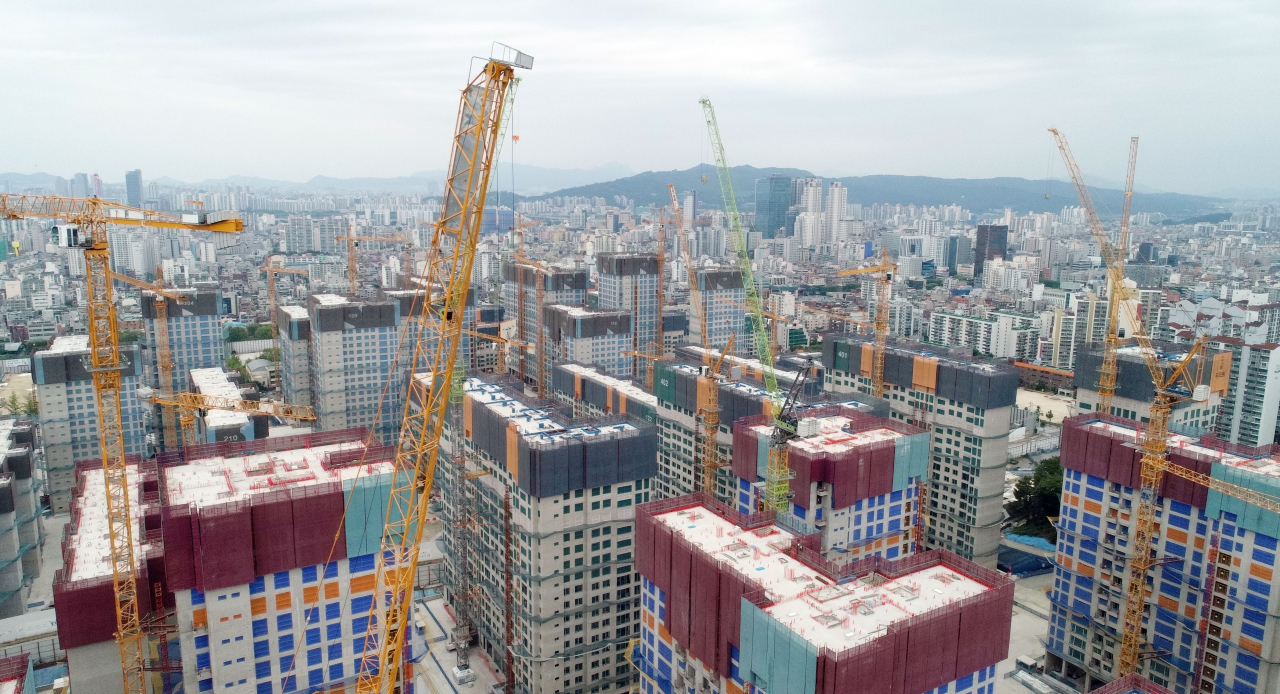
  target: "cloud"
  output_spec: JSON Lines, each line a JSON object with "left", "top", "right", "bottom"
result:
{"left": 1, "top": 0, "right": 1277, "bottom": 194}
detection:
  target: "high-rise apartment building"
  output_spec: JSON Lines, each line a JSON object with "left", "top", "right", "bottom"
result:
{"left": 125, "top": 169, "right": 142, "bottom": 208}
{"left": 285, "top": 216, "right": 312, "bottom": 255}
{"left": 142, "top": 285, "right": 226, "bottom": 405}
{"left": 596, "top": 254, "right": 661, "bottom": 380}
{"left": 824, "top": 181, "right": 847, "bottom": 245}
{"left": 276, "top": 305, "right": 313, "bottom": 410}
{"left": 1045, "top": 416, "right": 1280, "bottom": 694}
{"left": 53, "top": 428, "right": 404, "bottom": 694}
{"left": 973, "top": 225, "right": 1008, "bottom": 277}
{"left": 631, "top": 495, "right": 1014, "bottom": 694}
{"left": 682, "top": 192, "right": 698, "bottom": 232}
{"left": 652, "top": 348, "right": 827, "bottom": 503}
{"left": 435, "top": 375, "right": 657, "bottom": 694}
{"left": 821, "top": 337, "right": 1018, "bottom": 568}
{"left": 300, "top": 293, "right": 405, "bottom": 443}
{"left": 928, "top": 310, "right": 1041, "bottom": 360}
{"left": 71, "top": 173, "right": 90, "bottom": 199}
{"left": 754, "top": 174, "right": 792, "bottom": 239}
{"left": 501, "top": 264, "right": 587, "bottom": 385}
{"left": 543, "top": 305, "right": 633, "bottom": 377}
{"left": 731, "top": 406, "right": 930, "bottom": 559}
{"left": 1073, "top": 345, "right": 1229, "bottom": 435}
{"left": 32, "top": 335, "right": 148, "bottom": 512}
{"left": 0, "top": 419, "right": 45, "bottom": 618}
{"left": 1210, "top": 337, "right": 1280, "bottom": 447}
{"left": 189, "top": 367, "right": 269, "bottom": 443}
{"left": 694, "top": 269, "right": 744, "bottom": 350}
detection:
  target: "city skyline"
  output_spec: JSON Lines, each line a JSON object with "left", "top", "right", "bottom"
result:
{"left": 3, "top": 2, "right": 1279, "bottom": 196}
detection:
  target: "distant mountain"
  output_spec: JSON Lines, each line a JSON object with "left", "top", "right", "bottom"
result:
{"left": 1, "top": 163, "right": 633, "bottom": 197}
{"left": 1205, "top": 187, "right": 1280, "bottom": 201}
{"left": 0, "top": 172, "right": 72, "bottom": 192}
{"left": 524, "top": 166, "right": 1228, "bottom": 218}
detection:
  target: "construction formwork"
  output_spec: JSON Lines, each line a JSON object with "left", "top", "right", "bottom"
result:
{"left": 0, "top": 652, "right": 33, "bottom": 694}
{"left": 633, "top": 494, "right": 1014, "bottom": 694}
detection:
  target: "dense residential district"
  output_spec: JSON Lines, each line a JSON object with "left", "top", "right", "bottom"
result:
{"left": 1, "top": 168, "right": 1279, "bottom": 694}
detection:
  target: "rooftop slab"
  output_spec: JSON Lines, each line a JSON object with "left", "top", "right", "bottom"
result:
{"left": 652, "top": 503, "right": 988, "bottom": 654}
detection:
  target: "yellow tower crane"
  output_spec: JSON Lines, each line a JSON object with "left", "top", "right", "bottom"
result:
{"left": 108, "top": 268, "right": 189, "bottom": 451}
{"left": 0, "top": 194, "right": 241, "bottom": 694}
{"left": 1050, "top": 129, "right": 1280, "bottom": 680}
{"left": 354, "top": 45, "right": 529, "bottom": 694}
{"left": 335, "top": 225, "right": 411, "bottom": 296}
{"left": 664, "top": 184, "right": 731, "bottom": 498}
{"left": 837, "top": 248, "right": 897, "bottom": 399}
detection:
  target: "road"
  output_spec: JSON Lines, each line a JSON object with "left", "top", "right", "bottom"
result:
{"left": 413, "top": 597, "right": 501, "bottom": 694}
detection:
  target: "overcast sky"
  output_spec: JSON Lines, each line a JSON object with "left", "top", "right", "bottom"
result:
{"left": 3, "top": 1, "right": 1277, "bottom": 195}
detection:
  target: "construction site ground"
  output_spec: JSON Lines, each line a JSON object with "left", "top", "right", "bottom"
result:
{"left": 0, "top": 373, "right": 34, "bottom": 415}
{"left": 414, "top": 597, "right": 501, "bottom": 694}
{"left": 992, "top": 570, "right": 1057, "bottom": 693}
{"left": 1015, "top": 389, "right": 1075, "bottom": 425}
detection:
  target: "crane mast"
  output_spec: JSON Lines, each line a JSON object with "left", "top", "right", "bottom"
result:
{"left": 0, "top": 194, "right": 241, "bottom": 694}
{"left": 699, "top": 98, "right": 777, "bottom": 394}
{"left": 355, "top": 47, "right": 528, "bottom": 694}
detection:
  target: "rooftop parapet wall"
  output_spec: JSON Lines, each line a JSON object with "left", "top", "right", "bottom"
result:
{"left": 634, "top": 493, "right": 820, "bottom": 679}
{"left": 140, "top": 289, "right": 222, "bottom": 319}
{"left": 597, "top": 252, "right": 659, "bottom": 276}
{"left": 550, "top": 362, "right": 657, "bottom": 425}
{"left": 1063, "top": 413, "right": 1280, "bottom": 538}
{"left": 1090, "top": 674, "right": 1178, "bottom": 694}
{"left": 502, "top": 263, "right": 588, "bottom": 290}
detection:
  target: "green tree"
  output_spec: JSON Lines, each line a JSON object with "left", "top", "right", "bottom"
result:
{"left": 1006, "top": 456, "right": 1063, "bottom": 542}
{"left": 1045, "top": 410, "right": 1055, "bottom": 422}
{"left": 20, "top": 394, "right": 37, "bottom": 416}
{"left": 226, "top": 355, "right": 251, "bottom": 383}
{"left": 3, "top": 393, "right": 19, "bottom": 415}
{"left": 226, "top": 326, "right": 249, "bottom": 343}
{"left": 259, "top": 347, "right": 281, "bottom": 362}
{"left": 248, "top": 323, "right": 274, "bottom": 340}
{"left": 119, "top": 329, "right": 144, "bottom": 344}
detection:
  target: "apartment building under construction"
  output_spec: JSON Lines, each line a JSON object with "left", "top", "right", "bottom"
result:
{"left": 631, "top": 494, "right": 1014, "bottom": 694}
{"left": 821, "top": 336, "right": 1018, "bottom": 569}
{"left": 52, "top": 428, "right": 408, "bottom": 694}
{"left": 1045, "top": 415, "right": 1280, "bottom": 694}
{"left": 435, "top": 374, "right": 658, "bottom": 694}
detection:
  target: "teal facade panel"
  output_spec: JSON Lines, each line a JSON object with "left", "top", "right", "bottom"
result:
{"left": 1207, "top": 464, "right": 1280, "bottom": 539}
{"left": 893, "top": 432, "right": 930, "bottom": 491}
{"left": 343, "top": 470, "right": 409, "bottom": 558}
{"left": 738, "top": 598, "right": 817, "bottom": 694}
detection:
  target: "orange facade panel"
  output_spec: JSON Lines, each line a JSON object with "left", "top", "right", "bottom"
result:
{"left": 506, "top": 421, "right": 519, "bottom": 476}
{"left": 860, "top": 343, "right": 874, "bottom": 377}
{"left": 463, "top": 394, "right": 474, "bottom": 438}
{"left": 1210, "top": 352, "right": 1232, "bottom": 395}
{"left": 912, "top": 356, "right": 938, "bottom": 392}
